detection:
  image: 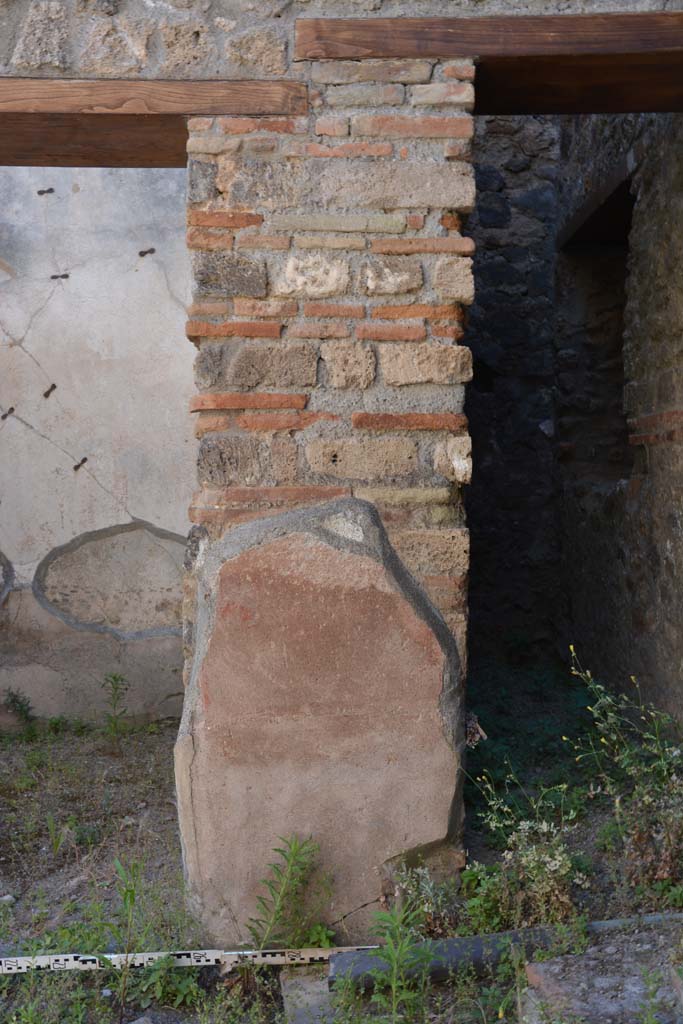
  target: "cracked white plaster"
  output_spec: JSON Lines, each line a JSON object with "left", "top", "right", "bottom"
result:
{"left": 0, "top": 166, "right": 194, "bottom": 572}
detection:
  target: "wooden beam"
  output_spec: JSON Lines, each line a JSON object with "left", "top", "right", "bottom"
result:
{"left": 0, "top": 114, "right": 188, "bottom": 167}
{"left": 0, "top": 79, "right": 308, "bottom": 116}
{"left": 0, "top": 80, "right": 308, "bottom": 167}
{"left": 476, "top": 52, "right": 683, "bottom": 114}
{"left": 295, "top": 13, "right": 683, "bottom": 60}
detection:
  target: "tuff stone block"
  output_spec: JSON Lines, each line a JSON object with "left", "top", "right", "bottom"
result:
{"left": 192, "top": 251, "right": 266, "bottom": 298}
{"left": 226, "top": 160, "right": 475, "bottom": 213}
{"left": 305, "top": 437, "right": 418, "bottom": 480}
{"left": 321, "top": 341, "right": 376, "bottom": 389}
{"left": 362, "top": 256, "right": 423, "bottom": 295}
{"left": 197, "top": 435, "right": 268, "bottom": 487}
{"left": 226, "top": 343, "right": 319, "bottom": 390}
{"left": 391, "top": 527, "right": 470, "bottom": 575}
{"left": 433, "top": 435, "right": 473, "bottom": 484}
{"left": 379, "top": 344, "right": 473, "bottom": 386}
{"left": 272, "top": 254, "right": 350, "bottom": 298}
{"left": 311, "top": 60, "right": 434, "bottom": 85}
{"left": 433, "top": 257, "right": 475, "bottom": 304}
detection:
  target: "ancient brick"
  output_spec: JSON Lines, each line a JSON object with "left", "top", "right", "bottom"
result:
{"left": 372, "top": 303, "right": 463, "bottom": 321}
{"left": 271, "top": 213, "right": 405, "bottom": 233}
{"left": 432, "top": 324, "right": 465, "bottom": 340}
{"left": 235, "top": 235, "right": 291, "bottom": 250}
{"left": 410, "top": 83, "right": 475, "bottom": 109}
{"left": 351, "top": 114, "right": 473, "bottom": 139}
{"left": 362, "top": 256, "right": 423, "bottom": 295}
{"left": 356, "top": 323, "right": 427, "bottom": 342}
{"left": 216, "top": 117, "right": 307, "bottom": 134}
{"left": 407, "top": 214, "right": 425, "bottom": 230}
{"left": 433, "top": 434, "right": 472, "bottom": 483}
{"left": 194, "top": 411, "right": 232, "bottom": 437}
{"left": 188, "top": 210, "right": 263, "bottom": 228}
{"left": 186, "top": 320, "right": 282, "bottom": 339}
{"left": 326, "top": 83, "right": 404, "bottom": 107}
{"left": 444, "top": 140, "right": 472, "bottom": 160}
{"left": 296, "top": 235, "right": 367, "bottom": 251}
{"left": 305, "top": 437, "right": 418, "bottom": 480}
{"left": 236, "top": 411, "right": 339, "bottom": 432}
{"left": 315, "top": 116, "right": 349, "bottom": 137}
{"left": 226, "top": 342, "right": 318, "bottom": 389}
{"left": 433, "top": 257, "right": 475, "bottom": 304}
{"left": 186, "top": 227, "right": 234, "bottom": 251}
{"left": 233, "top": 298, "right": 298, "bottom": 318}
{"left": 188, "top": 117, "right": 214, "bottom": 133}
{"left": 352, "top": 413, "right": 467, "bottom": 431}
{"left": 272, "top": 254, "right": 350, "bottom": 298}
{"left": 289, "top": 321, "right": 350, "bottom": 339}
{"left": 187, "top": 299, "right": 232, "bottom": 318}
{"left": 354, "top": 486, "right": 453, "bottom": 506}
{"left": 187, "top": 134, "right": 242, "bottom": 156}
{"left": 370, "top": 237, "right": 475, "bottom": 255}
{"left": 192, "top": 251, "right": 266, "bottom": 298}
{"left": 311, "top": 60, "right": 434, "bottom": 85}
{"left": 441, "top": 61, "right": 476, "bottom": 81}
{"left": 305, "top": 142, "right": 393, "bottom": 158}
{"left": 380, "top": 344, "right": 473, "bottom": 385}
{"left": 440, "top": 212, "right": 462, "bottom": 231}
{"left": 390, "top": 528, "right": 470, "bottom": 574}
{"left": 190, "top": 393, "right": 308, "bottom": 412}
{"left": 304, "top": 302, "right": 365, "bottom": 318}
{"left": 320, "top": 341, "right": 376, "bottom": 389}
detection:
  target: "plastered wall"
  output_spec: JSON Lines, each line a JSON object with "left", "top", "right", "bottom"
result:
{"left": 0, "top": 167, "right": 194, "bottom": 719}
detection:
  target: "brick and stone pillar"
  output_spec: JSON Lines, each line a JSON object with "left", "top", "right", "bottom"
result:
{"left": 176, "top": 57, "right": 476, "bottom": 942}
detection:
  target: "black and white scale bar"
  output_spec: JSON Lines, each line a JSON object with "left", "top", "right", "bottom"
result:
{"left": 0, "top": 945, "right": 378, "bottom": 976}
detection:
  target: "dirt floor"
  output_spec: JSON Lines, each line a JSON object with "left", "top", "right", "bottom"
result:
{"left": 1, "top": 655, "right": 682, "bottom": 1022}
{"left": 0, "top": 721, "right": 186, "bottom": 943}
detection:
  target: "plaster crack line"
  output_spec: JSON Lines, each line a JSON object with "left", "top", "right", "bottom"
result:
{"left": 3, "top": 407, "right": 136, "bottom": 521}
{"left": 0, "top": 283, "right": 61, "bottom": 387}
{"left": 157, "top": 260, "right": 188, "bottom": 315}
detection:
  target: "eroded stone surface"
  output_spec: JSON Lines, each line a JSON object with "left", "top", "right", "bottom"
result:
{"left": 175, "top": 499, "right": 463, "bottom": 943}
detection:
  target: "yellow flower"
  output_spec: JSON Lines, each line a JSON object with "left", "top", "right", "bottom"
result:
{"left": 600, "top": 737, "right": 607, "bottom": 745}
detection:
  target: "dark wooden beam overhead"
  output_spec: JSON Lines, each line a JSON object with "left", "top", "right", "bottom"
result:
{"left": 0, "top": 79, "right": 307, "bottom": 167}
{"left": 295, "top": 13, "right": 683, "bottom": 60}
{"left": 0, "top": 114, "right": 188, "bottom": 167}
{"left": 295, "top": 13, "right": 683, "bottom": 114}
{"left": 476, "top": 52, "right": 683, "bottom": 114}
{"left": 0, "top": 79, "right": 308, "bottom": 116}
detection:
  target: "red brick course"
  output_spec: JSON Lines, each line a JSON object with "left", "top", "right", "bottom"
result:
{"left": 372, "top": 303, "right": 463, "bottom": 321}
{"left": 188, "top": 210, "right": 263, "bottom": 228}
{"left": 303, "top": 302, "right": 365, "bottom": 318}
{"left": 352, "top": 412, "right": 468, "bottom": 431}
{"left": 190, "top": 393, "right": 309, "bottom": 412}
{"left": 356, "top": 323, "right": 427, "bottom": 342}
{"left": 351, "top": 114, "right": 474, "bottom": 139}
{"left": 186, "top": 320, "right": 282, "bottom": 339}
{"left": 370, "top": 237, "right": 475, "bottom": 255}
